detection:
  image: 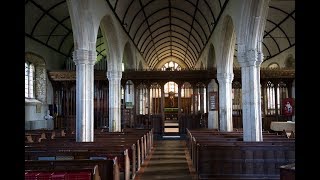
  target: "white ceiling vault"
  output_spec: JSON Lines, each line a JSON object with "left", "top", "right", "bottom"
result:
{"left": 25, "top": 0, "right": 295, "bottom": 69}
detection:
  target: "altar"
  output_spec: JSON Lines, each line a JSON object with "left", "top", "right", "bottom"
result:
{"left": 270, "top": 121, "right": 295, "bottom": 132}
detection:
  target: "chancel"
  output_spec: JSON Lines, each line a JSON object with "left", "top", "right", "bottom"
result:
{"left": 25, "top": 0, "right": 295, "bottom": 179}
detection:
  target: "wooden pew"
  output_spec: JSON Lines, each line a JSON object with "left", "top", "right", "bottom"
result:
{"left": 25, "top": 158, "right": 120, "bottom": 180}
{"left": 185, "top": 129, "right": 295, "bottom": 179}
{"left": 25, "top": 168, "right": 96, "bottom": 180}
{"left": 47, "top": 133, "right": 145, "bottom": 173}
{"left": 25, "top": 129, "right": 153, "bottom": 180}
{"left": 195, "top": 142, "right": 295, "bottom": 179}
{"left": 25, "top": 143, "right": 131, "bottom": 180}
{"left": 25, "top": 128, "right": 153, "bottom": 179}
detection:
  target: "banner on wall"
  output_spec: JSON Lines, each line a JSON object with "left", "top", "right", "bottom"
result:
{"left": 282, "top": 98, "right": 294, "bottom": 116}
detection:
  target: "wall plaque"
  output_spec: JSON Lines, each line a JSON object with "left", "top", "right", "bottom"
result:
{"left": 209, "top": 92, "right": 218, "bottom": 111}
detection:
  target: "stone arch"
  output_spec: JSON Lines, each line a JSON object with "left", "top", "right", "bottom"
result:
{"left": 207, "top": 43, "right": 216, "bottom": 70}
{"left": 216, "top": 15, "right": 236, "bottom": 132}
{"left": 25, "top": 52, "right": 46, "bottom": 66}
{"left": 123, "top": 42, "right": 135, "bottom": 70}
{"left": 100, "top": 15, "right": 122, "bottom": 71}
{"left": 217, "top": 15, "right": 236, "bottom": 75}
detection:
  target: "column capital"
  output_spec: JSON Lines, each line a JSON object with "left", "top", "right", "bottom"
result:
{"left": 107, "top": 71, "right": 122, "bottom": 80}
{"left": 237, "top": 48, "right": 263, "bottom": 67}
{"left": 217, "top": 73, "right": 234, "bottom": 83}
{"left": 73, "top": 49, "right": 96, "bottom": 65}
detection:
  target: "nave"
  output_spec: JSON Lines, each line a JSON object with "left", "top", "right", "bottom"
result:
{"left": 135, "top": 139, "right": 194, "bottom": 180}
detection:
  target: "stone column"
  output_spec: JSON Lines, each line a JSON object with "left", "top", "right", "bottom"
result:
{"left": 207, "top": 79, "right": 219, "bottom": 129}
{"left": 73, "top": 49, "right": 96, "bottom": 142}
{"left": 238, "top": 49, "right": 263, "bottom": 141}
{"left": 217, "top": 73, "right": 234, "bottom": 131}
{"left": 107, "top": 71, "right": 122, "bottom": 132}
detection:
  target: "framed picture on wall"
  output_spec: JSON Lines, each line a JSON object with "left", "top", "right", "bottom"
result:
{"left": 209, "top": 92, "right": 218, "bottom": 111}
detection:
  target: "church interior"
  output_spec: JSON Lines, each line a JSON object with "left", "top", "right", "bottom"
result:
{"left": 24, "top": 0, "right": 295, "bottom": 179}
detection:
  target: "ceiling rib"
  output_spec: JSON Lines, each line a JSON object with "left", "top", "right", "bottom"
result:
{"left": 264, "top": 30, "right": 281, "bottom": 53}
{"left": 121, "top": 0, "right": 135, "bottom": 24}
{"left": 263, "top": 10, "right": 295, "bottom": 38}
{"left": 266, "top": 19, "right": 292, "bottom": 46}
{"left": 185, "top": 0, "right": 209, "bottom": 39}
{"left": 269, "top": 6, "right": 295, "bottom": 20}
{"left": 146, "top": 35, "right": 196, "bottom": 65}
{"left": 46, "top": 16, "right": 70, "bottom": 44}
{"left": 197, "top": 0, "right": 229, "bottom": 64}
{"left": 204, "top": 0, "right": 216, "bottom": 22}
{"left": 25, "top": 33, "right": 68, "bottom": 57}
{"left": 266, "top": 43, "right": 295, "bottom": 60}
{"left": 183, "top": 0, "right": 199, "bottom": 67}
{"left": 138, "top": 0, "right": 160, "bottom": 64}
{"left": 30, "top": 0, "right": 69, "bottom": 37}
{"left": 139, "top": 19, "right": 202, "bottom": 55}
{"left": 262, "top": 42, "right": 272, "bottom": 58}
{"left": 25, "top": 0, "right": 295, "bottom": 69}
{"left": 150, "top": 35, "right": 196, "bottom": 61}
{"left": 142, "top": 29, "right": 198, "bottom": 61}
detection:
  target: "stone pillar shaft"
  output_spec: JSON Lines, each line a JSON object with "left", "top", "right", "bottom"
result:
{"left": 73, "top": 49, "right": 96, "bottom": 142}
{"left": 239, "top": 49, "right": 263, "bottom": 141}
{"left": 217, "top": 73, "right": 234, "bottom": 131}
{"left": 207, "top": 79, "right": 219, "bottom": 129}
{"left": 107, "top": 71, "right": 122, "bottom": 132}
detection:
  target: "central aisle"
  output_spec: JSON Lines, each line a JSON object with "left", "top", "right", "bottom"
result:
{"left": 135, "top": 139, "right": 195, "bottom": 180}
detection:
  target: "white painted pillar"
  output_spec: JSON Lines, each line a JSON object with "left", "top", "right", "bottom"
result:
{"left": 217, "top": 73, "right": 234, "bottom": 131}
{"left": 73, "top": 49, "right": 96, "bottom": 142}
{"left": 207, "top": 79, "right": 219, "bottom": 129}
{"left": 107, "top": 71, "right": 122, "bottom": 132}
{"left": 239, "top": 50, "right": 263, "bottom": 141}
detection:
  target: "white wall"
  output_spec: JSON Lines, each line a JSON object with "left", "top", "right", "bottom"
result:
{"left": 261, "top": 46, "right": 295, "bottom": 68}
{"left": 25, "top": 37, "right": 66, "bottom": 71}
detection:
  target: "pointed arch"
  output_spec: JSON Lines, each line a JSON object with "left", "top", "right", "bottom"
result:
{"left": 207, "top": 43, "right": 216, "bottom": 70}
{"left": 217, "top": 15, "right": 236, "bottom": 74}
{"left": 100, "top": 15, "right": 122, "bottom": 71}
{"left": 123, "top": 42, "right": 135, "bottom": 70}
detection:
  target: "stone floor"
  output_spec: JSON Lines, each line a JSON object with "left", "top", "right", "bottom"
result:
{"left": 134, "top": 139, "right": 196, "bottom": 180}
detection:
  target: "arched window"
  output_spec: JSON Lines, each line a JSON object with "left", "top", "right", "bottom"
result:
{"left": 181, "top": 82, "right": 193, "bottom": 114}
{"left": 278, "top": 81, "right": 288, "bottom": 115}
{"left": 232, "top": 81, "right": 242, "bottom": 115}
{"left": 161, "top": 61, "right": 181, "bottom": 71}
{"left": 195, "top": 83, "right": 207, "bottom": 114}
{"left": 268, "top": 62, "right": 280, "bottom": 69}
{"left": 137, "top": 83, "right": 149, "bottom": 115}
{"left": 150, "top": 83, "right": 161, "bottom": 114}
{"left": 25, "top": 61, "right": 35, "bottom": 98}
{"left": 266, "top": 81, "right": 276, "bottom": 115}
